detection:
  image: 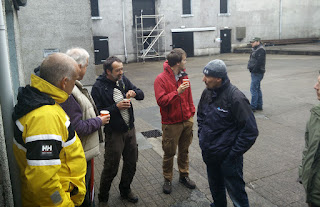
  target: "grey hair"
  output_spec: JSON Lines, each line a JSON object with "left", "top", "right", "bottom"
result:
{"left": 40, "top": 53, "right": 78, "bottom": 87}
{"left": 66, "top": 47, "right": 89, "bottom": 67}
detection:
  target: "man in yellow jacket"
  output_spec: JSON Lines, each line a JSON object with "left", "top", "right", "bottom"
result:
{"left": 12, "top": 53, "right": 87, "bottom": 206}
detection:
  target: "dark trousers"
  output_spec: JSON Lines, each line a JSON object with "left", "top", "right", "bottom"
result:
{"left": 205, "top": 155, "right": 249, "bottom": 207}
{"left": 98, "top": 128, "right": 138, "bottom": 202}
{"left": 79, "top": 159, "right": 94, "bottom": 207}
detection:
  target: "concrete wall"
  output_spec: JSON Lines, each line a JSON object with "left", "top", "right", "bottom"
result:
{"left": 92, "top": 0, "right": 135, "bottom": 62}
{"left": 18, "top": 0, "right": 96, "bottom": 85}
{"left": 93, "top": 0, "right": 320, "bottom": 62}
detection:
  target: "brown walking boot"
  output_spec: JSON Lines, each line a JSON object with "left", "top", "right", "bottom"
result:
{"left": 179, "top": 176, "right": 196, "bottom": 189}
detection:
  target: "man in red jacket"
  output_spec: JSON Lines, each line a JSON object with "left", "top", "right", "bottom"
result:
{"left": 154, "top": 48, "right": 196, "bottom": 194}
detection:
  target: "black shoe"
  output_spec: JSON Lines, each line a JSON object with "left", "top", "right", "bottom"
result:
{"left": 163, "top": 179, "right": 172, "bottom": 194}
{"left": 256, "top": 106, "right": 263, "bottom": 111}
{"left": 98, "top": 193, "right": 109, "bottom": 203}
{"left": 179, "top": 176, "right": 196, "bottom": 189}
{"left": 121, "top": 191, "right": 138, "bottom": 203}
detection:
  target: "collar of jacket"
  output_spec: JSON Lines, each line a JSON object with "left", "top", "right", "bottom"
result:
{"left": 311, "top": 104, "right": 320, "bottom": 116}
{"left": 252, "top": 43, "right": 263, "bottom": 51}
{"left": 163, "top": 60, "right": 188, "bottom": 80}
{"left": 30, "top": 74, "right": 69, "bottom": 104}
{"left": 97, "top": 73, "right": 120, "bottom": 86}
{"left": 211, "top": 78, "right": 231, "bottom": 96}
{"left": 75, "top": 80, "right": 83, "bottom": 88}
{"left": 97, "top": 73, "right": 127, "bottom": 93}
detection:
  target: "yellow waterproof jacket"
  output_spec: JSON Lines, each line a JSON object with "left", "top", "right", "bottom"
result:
{"left": 13, "top": 74, "right": 87, "bottom": 206}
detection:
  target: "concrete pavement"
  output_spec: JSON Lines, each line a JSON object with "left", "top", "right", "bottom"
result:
{"left": 93, "top": 52, "right": 320, "bottom": 207}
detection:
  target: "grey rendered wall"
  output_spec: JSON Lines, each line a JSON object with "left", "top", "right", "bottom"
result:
{"left": 281, "top": 1, "right": 320, "bottom": 38}
{"left": 18, "top": 0, "right": 96, "bottom": 85}
{"left": 92, "top": 0, "right": 135, "bottom": 62}
{"left": 221, "top": 0, "right": 320, "bottom": 45}
{"left": 156, "top": 0, "right": 218, "bottom": 56}
{"left": 92, "top": 0, "right": 320, "bottom": 61}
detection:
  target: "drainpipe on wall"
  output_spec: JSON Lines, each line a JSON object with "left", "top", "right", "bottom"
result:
{"left": 122, "top": 0, "right": 128, "bottom": 63}
{"left": 0, "top": 1, "right": 21, "bottom": 207}
{"left": 279, "top": 0, "right": 282, "bottom": 39}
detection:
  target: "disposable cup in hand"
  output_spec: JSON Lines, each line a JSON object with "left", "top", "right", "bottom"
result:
{"left": 123, "top": 99, "right": 131, "bottom": 103}
{"left": 183, "top": 79, "right": 190, "bottom": 84}
{"left": 100, "top": 110, "right": 110, "bottom": 116}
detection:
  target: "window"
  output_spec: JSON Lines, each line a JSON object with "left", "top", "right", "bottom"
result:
{"left": 132, "top": 0, "right": 155, "bottom": 27}
{"left": 91, "top": 0, "right": 99, "bottom": 17}
{"left": 182, "top": 0, "right": 191, "bottom": 15}
{"left": 220, "top": 0, "right": 228, "bottom": 14}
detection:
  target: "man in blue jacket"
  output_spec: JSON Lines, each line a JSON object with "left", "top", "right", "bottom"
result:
{"left": 91, "top": 56, "right": 144, "bottom": 206}
{"left": 197, "top": 59, "right": 259, "bottom": 207}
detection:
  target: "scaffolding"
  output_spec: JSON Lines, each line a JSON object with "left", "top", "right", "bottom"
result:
{"left": 135, "top": 14, "right": 166, "bottom": 62}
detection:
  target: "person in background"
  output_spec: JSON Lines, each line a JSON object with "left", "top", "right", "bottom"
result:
{"left": 60, "top": 47, "right": 110, "bottom": 207}
{"left": 12, "top": 53, "right": 87, "bottom": 206}
{"left": 247, "top": 37, "right": 266, "bottom": 112}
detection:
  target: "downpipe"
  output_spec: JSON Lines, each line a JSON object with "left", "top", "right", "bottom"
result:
{"left": 0, "top": 1, "right": 21, "bottom": 206}
{"left": 122, "top": 0, "right": 128, "bottom": 63}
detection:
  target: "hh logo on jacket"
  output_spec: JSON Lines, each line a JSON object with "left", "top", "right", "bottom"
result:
{"left": 42, "top": 145, "right": 53, "bottom": 155}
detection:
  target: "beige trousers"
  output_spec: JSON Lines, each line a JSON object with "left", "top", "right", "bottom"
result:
{"left": 162, "top": 117, "right": 194, "bottom": 181}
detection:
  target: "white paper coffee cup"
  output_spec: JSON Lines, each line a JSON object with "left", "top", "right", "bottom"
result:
{"left": 100, "top": 110, "right": 110, "bottom": 116}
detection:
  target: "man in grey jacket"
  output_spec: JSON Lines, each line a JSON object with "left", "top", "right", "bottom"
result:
{"left": 247, "top": 37, "right": 266, "bottom": 112}
{"left": 61, "top": 47, "right": 110, "bottom": 206}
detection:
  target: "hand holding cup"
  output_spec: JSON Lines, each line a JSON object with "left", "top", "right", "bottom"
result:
{"left": 99, "top": 110, "right": 110, "bottom": 125}
{"left": 117, "top": 98, "right": 131, "bottom": 110}
{"left": 177, "top": 79, "right": 190, "bottom": 95}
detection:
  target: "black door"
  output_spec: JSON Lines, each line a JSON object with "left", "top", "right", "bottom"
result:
{"left": 220, "top": 29, "right": 231, "bottom": 53}
{"left": 93, "top": 36, "right": 109, "bottom": 65}
{"left": 172, "top": 32, "right": 194, "bottom": 57}
{"left": 132, "top": 0, "right": 155, "bottom": 27}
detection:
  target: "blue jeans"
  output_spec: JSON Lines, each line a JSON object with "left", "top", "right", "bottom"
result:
{"left": 205, "top": 155, "right": 249, "bottom": 207}
{"left": 250, "top": 73, "right": 264, "bottom": 109}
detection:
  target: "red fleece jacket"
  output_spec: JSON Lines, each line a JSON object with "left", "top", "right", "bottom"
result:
{"left": 154, "top": 61, "right": 195, "bottom": 124}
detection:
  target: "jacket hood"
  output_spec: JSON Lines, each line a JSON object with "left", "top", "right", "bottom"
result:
{"left": 31, "top": 74, "right": 69, "bottom": 104}
{"left": 163, "top": 60, "right": 171, "bottom": 72}
{"left": 13, "top": 74, "right": 69, "bottom": 121}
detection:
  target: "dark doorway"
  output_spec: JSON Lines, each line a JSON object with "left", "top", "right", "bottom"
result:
{"left": 220, "top": 29, "right": 231, "bottom": 53}
{"left": 93, "top": 36, "right": 109, "bottom": 65}
{"left": 172, "top": 32, "right": 194, "bottom": 57}
{"left": 132, "top": 0, "right": 155, "bottom": 27}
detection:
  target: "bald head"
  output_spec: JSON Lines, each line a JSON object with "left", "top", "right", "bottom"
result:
{"left": 40, "top": 53, "right": 78, "bottom": 90}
